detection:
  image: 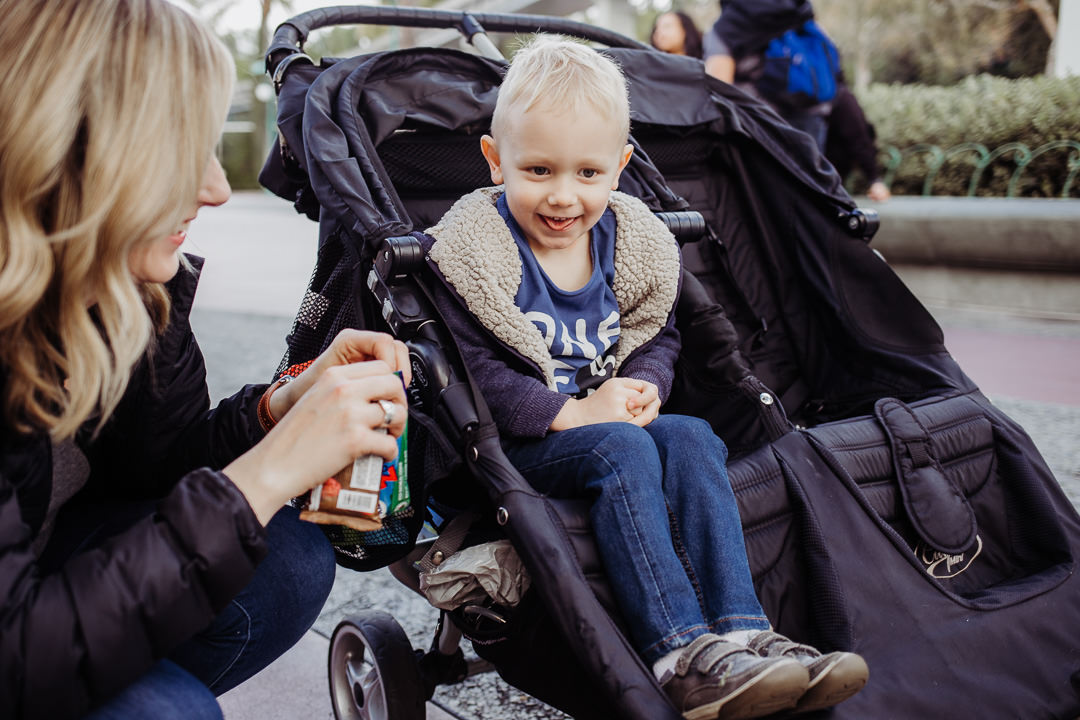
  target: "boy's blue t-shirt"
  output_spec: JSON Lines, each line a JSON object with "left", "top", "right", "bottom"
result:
{"left": 497, "top": 194, "right": 620, "bottom": 397}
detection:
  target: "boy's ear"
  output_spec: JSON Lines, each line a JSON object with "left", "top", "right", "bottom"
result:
{"left": 611, "top": 143, "right": 634, "bottom": 190}
{"left": 480, "top": 135, "right": 504, "bottom": 185}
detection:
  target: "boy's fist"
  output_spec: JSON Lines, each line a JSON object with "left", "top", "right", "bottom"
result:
{"left": 551, "top": 377, "right": 660, "bottom": 430}
{"left": 625, "top": 380, "right": 660, "bottom": 426}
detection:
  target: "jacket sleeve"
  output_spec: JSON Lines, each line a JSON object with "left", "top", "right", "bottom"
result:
{"left": 618, "top": 313, "right": 681, "bottom": 404}
{"left": 80, "top": 270, "right": 269, "bottom": 500}
{"left": 617, "top": 251, "right": 683, "bottom": 404}
{"left": 427, "top": 265, "right": 569, "bottom": 438}
{"left": 0, "top": 466, "right": 267, "bottom": 720}
{"left": 825, "top": 86, "right": 881, "bottom": 184}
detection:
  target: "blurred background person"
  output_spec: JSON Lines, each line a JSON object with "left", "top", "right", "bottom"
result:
{"left": 650, "top": 10, "right": 704, "bottom": 59}
{"left": 703, "top": 0, "right": 835, "bottom": 151}
{"left": 825, "top": 82, "right": 892, "bottom": 202}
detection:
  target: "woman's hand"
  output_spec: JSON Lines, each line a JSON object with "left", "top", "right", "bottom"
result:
{"left": 268, "top": 329, "right": 411, "bottom": 423}
{"left": 224, "top": 330, "right": 411, "bottom": 525}
{"left": 551, "top": 378, "right": 660, "bottom": 430}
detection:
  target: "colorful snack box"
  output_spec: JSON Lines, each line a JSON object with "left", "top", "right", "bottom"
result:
{"left": 300, "top": 415, "right": 409, "bottom": 531}
{"left": 380, "top": 425, "right": 410, "bottom": 517}
{"left": 296, "top": 368, "right": 409, "bottom": 531}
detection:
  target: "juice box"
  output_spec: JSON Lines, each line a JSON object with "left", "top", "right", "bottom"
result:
{"left": 300, "top": 410, "right": 409, "bottom": 531}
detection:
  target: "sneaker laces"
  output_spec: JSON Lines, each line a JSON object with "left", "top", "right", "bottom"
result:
{"left": 749, "top": 631, "right": 822, "bottom": 661}
{"left": 675, "top": 635, "right": 756, "bottom": 680}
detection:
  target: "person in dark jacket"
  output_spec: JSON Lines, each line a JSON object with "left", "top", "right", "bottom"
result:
{"left": 0, "top": 2, "right": 410, "bottom": 719}
{"left": 703, "top": 0, "right": 831, "bottom": 150}
{"left": 825, "top": 84, "right": 892, "bottom": 201}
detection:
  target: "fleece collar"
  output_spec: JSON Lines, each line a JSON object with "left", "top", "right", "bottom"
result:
{"left": 427, "top": 187, "right": 680, "bottom": 389}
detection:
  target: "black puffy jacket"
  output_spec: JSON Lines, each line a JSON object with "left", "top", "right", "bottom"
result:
{"left": 0, "top": 258, "right": 270, "bottom": 720}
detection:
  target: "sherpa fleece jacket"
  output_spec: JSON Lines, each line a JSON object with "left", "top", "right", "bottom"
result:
{"left": 420, "top": 186, "right": 682, "bottom": 439}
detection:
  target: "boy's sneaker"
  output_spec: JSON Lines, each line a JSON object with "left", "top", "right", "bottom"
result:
{"left": 747, "top": 631, "right": 869, "bottom": 713}
{"left": 659, "top": 634, "right": 809, "bottom": 720}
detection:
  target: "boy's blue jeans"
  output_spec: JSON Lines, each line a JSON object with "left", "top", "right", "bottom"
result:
{"left": 503, "top": 414, "right": 769, "bottom": 664}
{"left": 75, "top": 505, "right": 336, "bottom": 719}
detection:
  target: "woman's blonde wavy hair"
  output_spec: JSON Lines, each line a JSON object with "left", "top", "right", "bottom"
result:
{"left": 0, "top": 0, "right": 234, "bottom": 439}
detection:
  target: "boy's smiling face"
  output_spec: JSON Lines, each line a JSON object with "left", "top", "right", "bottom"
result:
{"left": 481, "top": 102, "right": 633, "bottom": 261}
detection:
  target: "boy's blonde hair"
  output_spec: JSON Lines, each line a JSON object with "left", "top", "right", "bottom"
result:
{"left": 491, "top": 34, "right": 630, "bottom": 142}
{"left": 0, "top": 0, "right": 234, "bottom": 438}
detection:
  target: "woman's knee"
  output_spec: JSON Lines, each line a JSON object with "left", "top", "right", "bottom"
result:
{"left": 265, "top": 505, "right": 336, "bottom": 611}
{"left": 178, "top": 509, "right": 335, "bottom": 693}
{"left": 84, "top": 661, "right": 222, "bottom": 720}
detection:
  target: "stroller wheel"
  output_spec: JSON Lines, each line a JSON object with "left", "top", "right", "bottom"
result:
{"left": 328, "top": 611, "right": 426, "bottom": 720}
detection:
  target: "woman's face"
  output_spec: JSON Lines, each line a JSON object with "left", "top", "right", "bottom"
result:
{"left": 652, "top": 13, "right": 687, "bottom": 55}
{"left": 128, "top": 155, "right": 230, "bottom": 284}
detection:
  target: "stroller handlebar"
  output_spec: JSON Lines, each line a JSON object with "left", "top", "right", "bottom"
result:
{"left": 266, "top": 4, "right": 650, "bottom": 75}
{"left": 656, "top": 211, "right": 707, "bottom": 245}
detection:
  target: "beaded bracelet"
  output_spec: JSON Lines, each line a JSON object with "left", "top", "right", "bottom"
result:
{"left": 257, "top": 375, "right": 293, "bottom": 432}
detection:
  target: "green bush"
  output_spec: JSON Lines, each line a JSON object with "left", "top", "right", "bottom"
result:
{"left": 858, "top": 75, "right": 1080, "bottom": 197}
{"left": 220, "top": 132, "right": 262, "bottom": 190}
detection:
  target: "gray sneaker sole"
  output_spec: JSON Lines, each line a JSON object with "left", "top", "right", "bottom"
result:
{"left": 794, "top": 652, "right": 870, "bottom": 713}
{"left": 682, "top": 661, "right": 809, "bottom": 720}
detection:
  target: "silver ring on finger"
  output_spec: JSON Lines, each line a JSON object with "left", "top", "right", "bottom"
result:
{"left": 377, "top": 398, "right": 395, "bottom": 428}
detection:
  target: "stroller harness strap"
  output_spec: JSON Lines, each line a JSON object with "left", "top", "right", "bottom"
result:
{"left": 874, "top": 397, "right": 977, "bottom": 554}
{"left": 418, "top": 510, "right": 474, "bottom": 574}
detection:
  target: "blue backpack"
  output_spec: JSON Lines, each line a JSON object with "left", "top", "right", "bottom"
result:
{"left": 758, "top": 20, "right": 840, "bottom": 109}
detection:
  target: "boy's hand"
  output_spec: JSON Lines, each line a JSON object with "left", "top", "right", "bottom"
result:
{"left": 551, "top": 378, "right": 659, "bottom": 430}
{"left": 626, "top": 380, "right": 660, "bottom": 427}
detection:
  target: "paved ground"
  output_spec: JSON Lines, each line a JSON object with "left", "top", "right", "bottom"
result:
{"left": 184, "top": 191, "right": 1080, "bottom": 720}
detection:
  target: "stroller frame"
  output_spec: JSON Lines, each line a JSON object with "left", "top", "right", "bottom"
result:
{"left": 267, "top": 10, "right": 706, "bottom": 719}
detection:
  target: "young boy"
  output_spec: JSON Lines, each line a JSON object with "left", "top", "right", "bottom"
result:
{"left": 422, "top": 35, "right": 868, "bottom": 719}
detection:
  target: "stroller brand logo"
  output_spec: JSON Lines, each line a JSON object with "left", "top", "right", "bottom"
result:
{"left": 917, "top": 535, "right": 982, "bottom": 579}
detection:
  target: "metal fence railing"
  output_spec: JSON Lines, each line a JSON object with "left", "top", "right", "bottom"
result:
{"left": 880, "top": 141, "right": 1080, "bottom": 198}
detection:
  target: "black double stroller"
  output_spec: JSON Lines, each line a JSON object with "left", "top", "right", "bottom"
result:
{"left": 260, "top": 7, "right": 1080, "bottom": 719}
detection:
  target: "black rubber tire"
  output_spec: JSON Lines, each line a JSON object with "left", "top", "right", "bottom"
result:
{"left": 328, "top": 611, "right": 426, "bottom": 720}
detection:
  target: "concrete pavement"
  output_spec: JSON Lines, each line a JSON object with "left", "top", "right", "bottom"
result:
{"left": 185, "top": 191, "right": 1080, "bottom": 720}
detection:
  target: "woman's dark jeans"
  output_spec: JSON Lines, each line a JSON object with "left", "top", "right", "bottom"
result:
{"left": 64, "top": 505, "right": 336, "bottom": 719}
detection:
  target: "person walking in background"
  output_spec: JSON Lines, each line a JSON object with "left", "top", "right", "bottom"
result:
{"left": 703, "top": 0, "right": 837, "bottom": 152}
{"left": 703, "top": 0, "right": 812, "bottom": 88}
{"left": 825, "top": 83, "right": 892, "bottom": 202}
{"left": 0, "top": 1, "right": 411, "bottom": 718}
{"left": 650, "top": 11, "right": 704, "bottom": 59}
